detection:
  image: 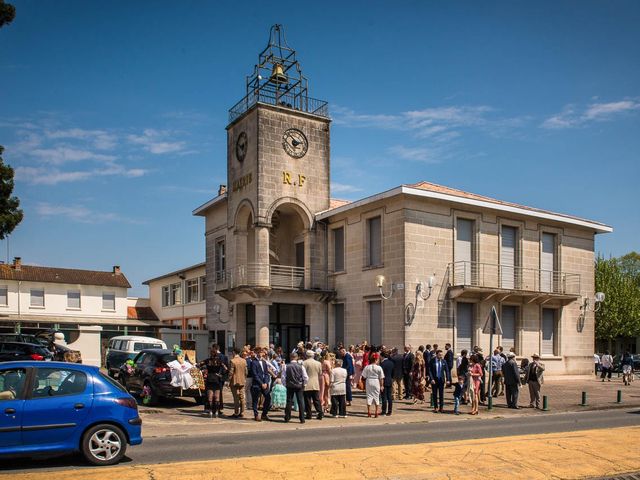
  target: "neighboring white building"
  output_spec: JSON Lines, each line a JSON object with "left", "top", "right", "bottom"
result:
{"left": 144, "top": 262, "right": 231, "bottom": 350}
{"left": 0, "top": 257, "right": 160, "bottom": 342}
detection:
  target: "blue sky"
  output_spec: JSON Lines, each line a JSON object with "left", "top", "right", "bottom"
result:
{"left": 1, "top": 1, "right": 639, "bottom": 296}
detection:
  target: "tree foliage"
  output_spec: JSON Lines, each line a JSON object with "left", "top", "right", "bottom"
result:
{"left": 0, "top": 0, "right": 15, "bottom": 29}
{"left": 0, "top": 146, "right": 23, "bottom": 240}
{"left": 595, "top": 253, "right": 640, "bottom": 340}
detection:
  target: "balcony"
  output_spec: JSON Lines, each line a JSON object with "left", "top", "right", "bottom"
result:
{"left": 214, "top": 263, "right": 331, "bottom": 293}
{"left": 447, "top": 261, "right": 581, "bottom": 304}
{"left": 228, "top": 90, "right": 329, "bottom": 124}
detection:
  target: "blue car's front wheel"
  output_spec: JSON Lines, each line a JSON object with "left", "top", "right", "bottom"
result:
{"left": 81, "top": 424, "right": 127, "bottom": 466}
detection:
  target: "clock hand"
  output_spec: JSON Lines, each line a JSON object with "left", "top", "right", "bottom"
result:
{"left": 291, "top": 139, "right": 300, "bottom": 147}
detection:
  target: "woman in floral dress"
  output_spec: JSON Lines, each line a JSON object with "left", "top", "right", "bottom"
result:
{"left": 411, "top": 352, "right": 426, "bottom": 403}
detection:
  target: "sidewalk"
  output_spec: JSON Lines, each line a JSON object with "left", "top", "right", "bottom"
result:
{"left": 138, "top": 374, "right": 640, "bottom": 437}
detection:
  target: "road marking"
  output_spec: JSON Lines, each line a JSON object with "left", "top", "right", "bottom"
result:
{"left": 3, "top": 425, "right": 640, "bottom": 479}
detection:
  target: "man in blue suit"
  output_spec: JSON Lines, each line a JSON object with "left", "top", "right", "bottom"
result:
{"left": 250, "top": 348, "right": 272, "bottom": 421}
{"left": 429, "top": 349, "right": 451, "bottom": 413}
{"left": 340, "top": 346, "right": 355, "bottom": 405}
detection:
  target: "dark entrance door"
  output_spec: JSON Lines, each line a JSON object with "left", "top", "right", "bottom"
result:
{"left": 268, "top": 303, "right": 306, "bottom": 356}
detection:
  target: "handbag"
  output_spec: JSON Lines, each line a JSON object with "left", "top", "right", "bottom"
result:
{"left": 357, "top": 378, "right": 365, "bottom": 390}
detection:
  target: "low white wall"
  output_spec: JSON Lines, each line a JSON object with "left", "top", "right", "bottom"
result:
{"left": 67, "top": 325, "right": 103, "bottom": 367}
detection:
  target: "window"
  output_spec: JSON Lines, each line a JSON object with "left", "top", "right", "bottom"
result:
{"left": 455, "top": 218, "right": 474, "bottom": 285}
{"left": 501, "top": 305, "right": 517, "bottom": 351}
{"left": 333, "top": 227, "right": 345, "bottom": 272}
{"left": 32, "top": 368, "right": 87, "bottom": 398}
{"left": 162, "top": 285, "right": 170, "bottom": 307}
{"left": 366, "top": 216, "right": 382, "bottom": 267}
{"left": 199, "top": 276, "right": 207, "bottom": 301}
{"left": 0, "top": 368, "right": 27, "bottom": 401}
{"left": 215, "top": 239, "right": 226, "bottom": 282}
{"left": 170, "top": 282, "right": 181, "bottom": 306}
{"left": 334, "top": 303, "right": 345, "bottom": 345}
{"left": 542, "top": 308, "right": 557, "bottom": 356}
{"left": 30, "top": 289, "right": 44, "bottom": 307}
{"left": 67, "top": 290, "right": 81, "bottom": 309}
{"left": 133, "top": 342, "right": 164, "bottom": 351}
{"left": 540, "top": 233, "right": 557, "bottom": 293}
{"left": 456, "top": 302, "right": 473, "bottom": 353}
{"left": 500, "top": 226, "right": 518, "bottom": 289}
{"left": 368, "top": 300, "right": 382, "bottom": 345}
{"left": 0, "top": 286, "right": 7, "bottom": 306}
{"left": 186, "top": 278, "right": 199, "bottom": 303}
{"left": 102, "top": 292, "right": 116, "bottom": 310}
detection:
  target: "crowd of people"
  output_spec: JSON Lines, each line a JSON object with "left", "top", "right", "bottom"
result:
{"left": 195, "top": 340, "right": 550, "bottom": 422}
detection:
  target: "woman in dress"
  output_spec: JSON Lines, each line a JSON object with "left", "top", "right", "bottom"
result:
{"left": 320, "top": 351, "right": 333, "bottom": 412}
{"left": 411, "top": 351, "right": 426, "bottom": 403}
{"left": 352, "top": 345, "right": 364, "bottom": 389}
{"left": 469, "top": 354, "right": 483, "bottom": 415}
{"left": 361, "top": 353, "right": 385, "bottom": 418}
{"left": 199, "top": 345, "right": 229, "bottom": 418}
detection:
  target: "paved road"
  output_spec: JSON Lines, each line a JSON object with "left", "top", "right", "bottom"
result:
{"left": 1, "top": 407, "right": 639, "bottom": 473}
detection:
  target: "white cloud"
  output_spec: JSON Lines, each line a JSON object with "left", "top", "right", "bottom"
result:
{"left": 331, "top": 182, "right": 364, "bottom": 194}
{"left": 15, "top": 165, "right": 148, "bottom": 185}
{"left": 541, "top": 99, "right": 640, "bottom": 129}
{"left": 387, "top": 145, "right": 440, "bottom": 163}
{"left": 35, "top": 202, "right": 141, "bottom": 224}
{"left": 44, "top": 128, "right": 117, "bottom": 150}
{"left": 31, "top": 147, "right": 116, "bottom": 165}
{"left": 127, "top": 129, "right": 185, "bottom": 154}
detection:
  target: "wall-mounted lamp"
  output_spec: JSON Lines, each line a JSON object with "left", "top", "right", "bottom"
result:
{"left": 577, "top": 291, "right": 605, "bottom": 332}
{"left": 416, "top": 275, "right": 436, "bottom": 301}
{"left": 375, "top": 275, "right": 402, "bottom": 300}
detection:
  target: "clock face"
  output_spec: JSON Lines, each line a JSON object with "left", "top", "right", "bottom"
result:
{"left": 282, "top": 128, "right": 308, "bottom": 158}
{"left": 235, "top": 132, "right": 247, "bottom": 162}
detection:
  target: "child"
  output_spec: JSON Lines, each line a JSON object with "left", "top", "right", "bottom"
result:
{"left": 453, "top": 376, "right": 464, "bottom": 415}
{"left": 271, "top": 378, "right": 287, "bottom": 410}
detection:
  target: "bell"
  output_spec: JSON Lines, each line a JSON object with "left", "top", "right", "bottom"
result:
{"left": 269, "top": 63, "right": 288, "bottom": 84}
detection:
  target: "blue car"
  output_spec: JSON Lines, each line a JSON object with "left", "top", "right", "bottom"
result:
{"left": 0, "top": 361, "right": 142, "bottom": 466}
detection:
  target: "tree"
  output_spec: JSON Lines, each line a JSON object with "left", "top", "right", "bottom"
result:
{"left": 0, "top": 146, "right": 23, "bottom": 239}
{"left": 0, "top": 0, "right": 15, "bottom": 29}
{"left": 595, "top": 254, "right": 640, "bottom": 341}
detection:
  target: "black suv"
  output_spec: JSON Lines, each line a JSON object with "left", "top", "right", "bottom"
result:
{"left": 0, "top": 341, "right": 54, "bottom": 361}
{"left": 120, "top": 349, "right": 203, "bottom": 405}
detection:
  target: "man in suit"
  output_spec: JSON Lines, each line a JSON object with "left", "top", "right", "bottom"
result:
{"left": 390, "top": 347, "right": 404, "bottom": 400}
{"left": 303, "top": 350, "right": 323, "bottom": 420}
{"left": 524, "top": 353, "right": 545, "bottom": 409}
{"left": 283, "top": 352, "right": 308, "bottom": 424}
{"left": 340, "top": 347, "right": 355, "bottom": 406}
{"left": 402, "top": 345, "right": 415, "bottom": 399}
{"left": 444, "top": 343, "right": 454, "bottom": 378}
{"left": 502, "top": 351, "right": 520, "bottom": 409}
{"left": 380, "top": 350, "right": 395, "bottom": 416}
{"left": 250, "top": 348, "right": 272, "bottom": 421}
{"left": 228, "top": 347, "right": 248, "bottom": 418}
{"left": 429, "top": 349, "right": 451, "bottom": 413}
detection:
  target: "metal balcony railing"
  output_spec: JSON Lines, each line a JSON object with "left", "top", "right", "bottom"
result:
{"left": 449, "top": 261, "right": 581, "bottom": 295}
{"left": 228, "top": 90, "right": 329, "bottom": 123}
{"left": 214, "top": 263, "right": 329, "bottom": 291}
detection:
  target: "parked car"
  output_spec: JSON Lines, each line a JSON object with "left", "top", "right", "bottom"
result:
{"left": 0, "top": 361, "right": 142, "bottom": 465}
{"left": 0, "top": 333, "right": 49, "bottom": 347}
{"left": 106, "top": 336, "right": 166, "bottom": 378}
{"left": 0, "top": 332, "right": 82, "bottom": 363}
{"left": 0, "top": 342, "right": 53, "bottom": 362}
{"left": 120, "top": 349, "right": 202, "bottom": 405}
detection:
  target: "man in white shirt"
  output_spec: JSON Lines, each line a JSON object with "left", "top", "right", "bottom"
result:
{"left": 593, "top": 353, "right": 601, "bottom": 377}
{"left": 600, "top": 351, "right": 614, "bottom": 382}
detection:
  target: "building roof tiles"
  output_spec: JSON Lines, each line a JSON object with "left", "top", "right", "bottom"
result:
{"left": 0, "top": 264, "right": 132, "bottom": 288}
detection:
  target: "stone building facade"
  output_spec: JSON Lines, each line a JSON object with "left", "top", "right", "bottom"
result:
{"left": 194, "top": 25, "right": 611, "bottom": 374}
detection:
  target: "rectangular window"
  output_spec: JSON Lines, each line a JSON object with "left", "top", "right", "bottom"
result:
{"left": 30, "top": 289, "right": 44, "bottom": 307}
{"left": 161, "top": 286, "right": 170, "bottom": 307}
{"left": 366, "top": 216, "right": 382, "bottom": 267}
{"left": 500, "top": 225, "right": 518, "bottom": 289}
{"left": 170, "top": 282, "right": 181, "bottom": 305}
{"left": 334, "top": 303, "right": 345, "bottom": 345}
{"left": 501, "top": 305, "right": 517, "bottom": 351}
{"left": 542, "top": 308, "right": 557, "bottom": 356}
{"left": 67, "top": 290, "right": 81, "bottom": 309}
{"left": 333, "top": 227, "right": 345, "bottom": 272}
{"left": 215, "top": 239, "right": 226, "bottom": 282}
{"left": 0, "top": 286, "right": 7, "bottom": 306}
{"left": 186, "top": 279, "right": 199, "bottom": 303}
{"left": 102, "top": 292, "right": 116, "bottom": 310}
{"left": 199, "top": 276, "right": 207, "bottom": 302}
{"left": 455, "top": 218, "right": 474, "bottom": 285}
{"left": 368, "top": 300, "right": 382, "bottom": 345}
{"left": 456, "top": 302, "right": 473, "bottom": 353}
{"left": 540, "top": 233, "right": 557, "bottom": 293}
{"left": 246, "top": 304, "right": 256, "bottom": 348}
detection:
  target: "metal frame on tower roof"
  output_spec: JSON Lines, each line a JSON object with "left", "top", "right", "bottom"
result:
{"left": 228, "top": 24, "right": 329, "bottom": 124}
